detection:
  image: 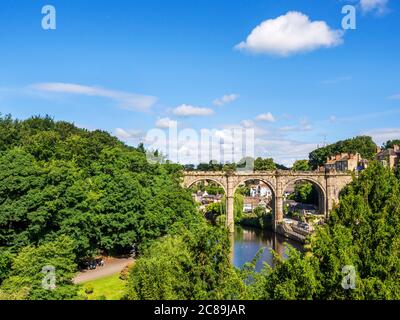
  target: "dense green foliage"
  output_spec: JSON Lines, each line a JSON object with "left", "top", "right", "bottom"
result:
{"left": 0, "top": 115, "right": 203, "bottom": 300}
{"left": 309, "top": 136, "right": 377, "bottom": 169}
{"left": 129, "top": 162, "right": 400, "bottom": 300}
{"left": 187, "top": 157, "right": 287, "bottom": 172}
{"left": 1, "top": 114, "right": 399, "bottom": 300}
{"left": 127, "top": 223, "right": 246, "bottom": 300}
{"left": 254, "top": 157, "right": 276, "bottom": 171}
{"left": 204, "top": 202, "right": 225, "bottom": 225}
{"left": 293, "top": 182, "right": 319, "bottom": 205}
{"left": 239, "top": 208, "right": 272, "bottom": 230}
{"left": 190, "top": 181, "right": 224, "bottom": 195}
{"left": 233, "top": 193, "right": 244, "bottom": 222}
{"left": 0, "top": 249, "right": 13, "bottom": 284}
{"left": 0, "top": 115, "right": 198, "bottom": 261}
{"left": 195, "top": 161, "right": 223, "bottom": 171}
{"left": 382, "top": 140, "right": 400, "bottom": 149}
{"left": 247, "top": 162, "right": 400, "bottom": 299}
{"left": 291, "top": 160, "right": 311, "bottom": 171}
{"left": 0, "top": 236, "right": 78, "bottom": 300}
{"left": 203, "top": 194, "right": 244, "bottom": 225}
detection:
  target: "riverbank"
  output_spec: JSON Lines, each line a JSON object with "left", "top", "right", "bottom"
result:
{"left": 237, "top": 216, "right": 310, "bottom": 244}
{"left": 232, "top": 225, "right": 304, "bottom": 271}
{"left": 237, "top": 213, "right": 272, "bottom": 230}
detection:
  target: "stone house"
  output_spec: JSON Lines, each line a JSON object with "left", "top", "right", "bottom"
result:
{"left": 325, "top": 153, "right": 364, "bottom": 172}
{"left": 193, "top": 191, "right": 223, "bottom": 205}
{"left": 243, "top": 197, "right": 270, "bottom": 213}
{"left": 376, "top": 145, "right": 400, "bottom": 170}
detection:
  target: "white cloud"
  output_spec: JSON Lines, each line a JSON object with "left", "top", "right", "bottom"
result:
{"left": 279, "top": 125, "right": 312, "bottom": 132}
{"left": 144, "top": 126, "right": 256, "bottom": 165}
{"left": 172, "top": 104, "right": 214, "bottom": 117}
{"left": 170, "top": 134, "right": 315, "bottom": 166}
{"left": 255, "top": 138, "right": 317, "bottom": 166}
{"left": 360, "top": 0, "right": 388, "bottom": 14}
{"left": 142, "top": 116, "right": 318, "bottom": 166}
{"left": 240, "top": 120, "right": 254, "bottom": 128}
{"left": 155, "top": 117, "right": 177, "bottom": 129}
{"left": 362, "top": 128, "right": 400, "bottom": 145}
{"left": 256, "top": 112, "right": 275, "bottom": 122}
{"left": 224, "top": 123, "right": 269, "bottom": 138}
{"left": 115, "top": 128, "right": 143, "bottom": 140}
{"left": 235, "top": 11, "right": 343, "bottom": 56}
{"left": 30, "top": 82, "right": 158, "bottom": 112}
{"left": 213, "top": 94, "right": 240, "bottom": 106}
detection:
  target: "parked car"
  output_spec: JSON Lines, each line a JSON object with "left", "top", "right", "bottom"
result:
{"left": 79, "top": 258, "right": 105, "bottom": 270}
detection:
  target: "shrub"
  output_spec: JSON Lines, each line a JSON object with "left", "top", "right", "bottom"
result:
{"left": 84, "top": 285, "right": 94, "bottom": 295}
{"left": 120, "top": 263, "right": 134, "bottom": 280}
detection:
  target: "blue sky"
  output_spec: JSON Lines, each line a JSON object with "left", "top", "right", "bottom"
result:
{"left": 1, "top": 0, "right": 400, "bottom": 165}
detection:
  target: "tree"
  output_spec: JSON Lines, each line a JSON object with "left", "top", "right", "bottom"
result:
{"left": 221, "top": 164, "right": 236, "bottom": 174}
{"left": 254, "top": 158, "right": 276, "bottom": 171}
{"left": 0, "top": 115, "right": 199, "bottom": 263}
{"left": 293, "top": 182, "right": 318, "bottom": 205}
{"left": 184, "top": 164, "right": 195, "bottom": 171}
{"left": 204, "top": 202, "right": 224, "bottom": 225}
{"left": 248, "top": 248, "right": 319, "bottom": 300}
{"left": 126, "top": 223, "right": 246, "bottom": 300}
{"left": 204, "top": 183, "right": 224, "bottom": 195}
{"left": 252, "top": 206, "right": 271, "bottom": 229}
{"left": 0, "top": 249, "right": 13, "bottom": 285}
{"left": 250, "top": 161, "right": 400, "bottom": 300}
{"left": 382, "top": 140, "right": 400, "bottom": 149}
{"left": 322, "top": 161, "right": 400, "bottom": 299}
{"left": 309, "top": 136, "right": 377, "bottom": 169}
{"left": 276, "top": 163, "right": 290, "bottom": 170}
{"left": 292, "top": 160, "right": 311, "bottom": 171}
{"left": 0, "top": 114, "right": 21, "bottom": 152}
{"left": 0, "top": 236, "right": 78, "bottom": 300}
{"left": 197, "top": 161, "right": 223, "bottom": 171}
{"left": 234, "top": 193, "right": 244, "bottom": 222}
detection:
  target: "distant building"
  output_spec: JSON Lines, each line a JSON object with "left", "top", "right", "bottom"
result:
{"left": 243, "top": 197, "right": 260, "bottom": 213}
{"left": 284, "top": 200, "right": 318, "bottom": 215}
{"left": 193, "top": 191, "right": 222, "bottom": 205}
{"left": 325, "top": 153, "right": 364, "bottom": 172}
{"left": 243, "top": 203, "right": 253, "bottom": 213}
{"left": 243, "top": 197, "right": 271, "bottom": 213}
{"left": 376, "top": 145, "right": 400, "bottom": 170}
{"left": 249, "top": 182, "right": 273, "bottom": 198}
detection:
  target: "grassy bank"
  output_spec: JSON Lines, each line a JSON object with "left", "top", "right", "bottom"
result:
{"left": 78, "top": 273, "right": 126, "bottom": 300}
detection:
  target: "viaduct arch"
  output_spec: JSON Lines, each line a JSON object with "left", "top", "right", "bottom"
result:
{"left": 182, "top": 170, "right": 353, "bottom": 233}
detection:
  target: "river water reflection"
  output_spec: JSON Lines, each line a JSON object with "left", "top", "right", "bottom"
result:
{"left": 232, "top": 225, "right": 304, "bottom": 271}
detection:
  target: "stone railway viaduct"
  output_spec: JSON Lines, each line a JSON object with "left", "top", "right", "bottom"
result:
{"left": 182, "top": 171, "right": 353, "bottom": 233}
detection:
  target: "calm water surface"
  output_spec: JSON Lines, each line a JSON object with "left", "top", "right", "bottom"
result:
{"left": 232, "top": 225, "right": 304, "bottom": 271}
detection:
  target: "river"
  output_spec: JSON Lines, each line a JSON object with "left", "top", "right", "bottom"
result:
{"left": 232, "top": 225, "right": 304, "bottom": 271}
